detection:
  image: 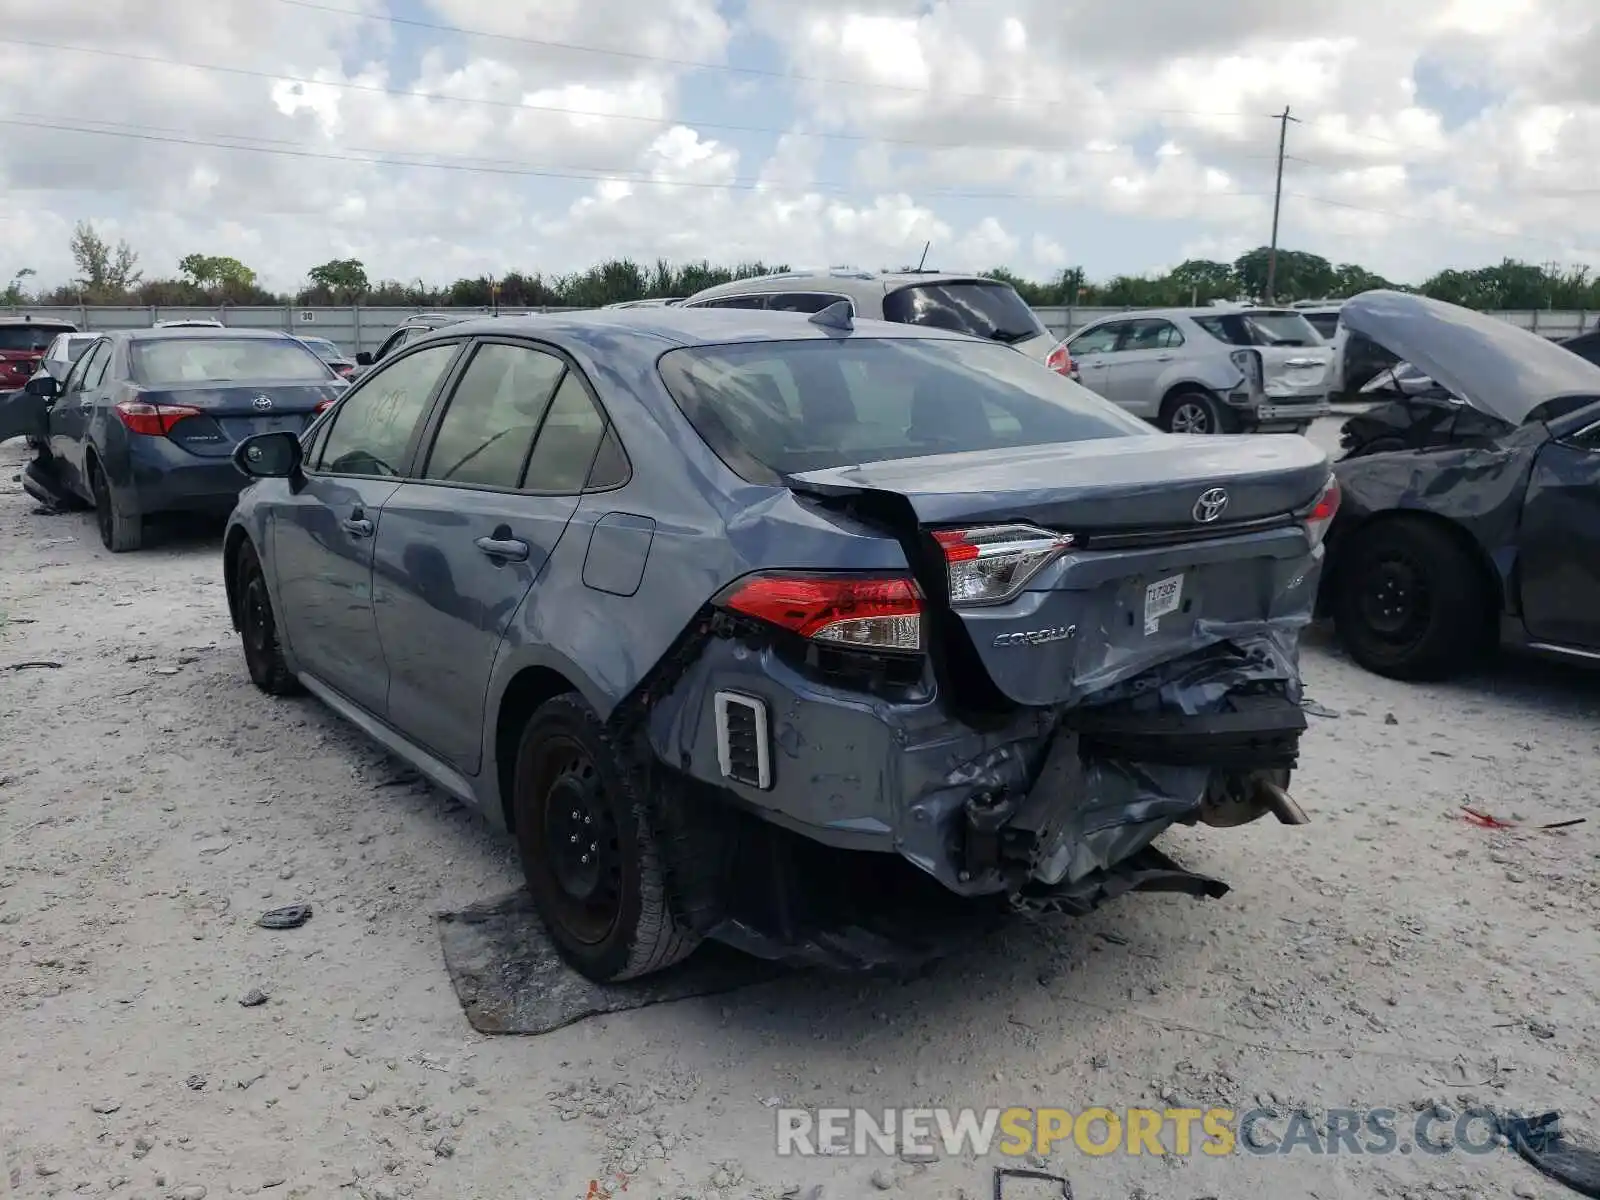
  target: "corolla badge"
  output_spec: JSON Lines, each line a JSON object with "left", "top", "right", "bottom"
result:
{"left": 1192, "top": 487, "right": 1229, "bottom": 523}
{"left": 993, "top": 625, "right": 1077, "bottom": 648}
{"left": 252, "top": 394, "right": 274, "bottom": 412}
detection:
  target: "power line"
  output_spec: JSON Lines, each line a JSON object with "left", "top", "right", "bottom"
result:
{"left": 270, "top": 0, "right": 1260, "bottom": 117}
{"left": 1, "top": 34, "right": 1295, "bottom": 162}
{"left": 0, "top": 113, "right": 1284, "bottom": 207}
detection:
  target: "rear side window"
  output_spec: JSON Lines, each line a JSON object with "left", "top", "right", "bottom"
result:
{"left": 1303, "top": 312, "right": 1340, "bottom": 339}
{"left": 697, "top": 295, "right": 768, "bottom": 310}
{"left": 1194, "top": 311, "right": 1322, "bottom": 348}
{"left": 66, "top": 341, "right": 108, "bottom": 392}
{"left": 658, "top": 336, "right": 1153, "bottom": 480}
{"left": 422, "top": 343, "right": 566, "bottom": 489}
{"left": 766, "top": 293, "right": 847, "bottom": 313}
{"left": 522, "top": 374, "right": 609, "bottom": 493}
{"left": 1119, "top": 319, "right": 1185, "bottom": 350}
{"left": 130, "top": 337, "right": 333, "bottom": 386}
{"left": 318, "top": 344, "right": 459, "bottom": 477}
{"left": 881, "top": 282, "right": 1046, "bottom": 344}
{"left": 86, "top": 343, "right": 114, "bottom": 387}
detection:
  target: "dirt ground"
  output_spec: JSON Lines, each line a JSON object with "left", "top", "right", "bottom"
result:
{"left": 2, "top": 428, "right": 1597, "bottom": 1200}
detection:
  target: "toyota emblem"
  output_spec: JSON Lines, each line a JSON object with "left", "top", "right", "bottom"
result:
{"left": 1192, "top": 487, "right": 1229, "bottom": 523}
{"left": 252, "top": 395, "right": 274, "bottom": 412}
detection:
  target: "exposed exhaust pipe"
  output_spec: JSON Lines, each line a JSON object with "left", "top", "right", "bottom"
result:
{"left": 1259, "top": 779, "right": 1309, "bottom": 825}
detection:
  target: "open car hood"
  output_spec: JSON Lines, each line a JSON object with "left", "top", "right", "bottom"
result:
{"left": 1339, "top": 289, "right": 1600, "bottom": 426}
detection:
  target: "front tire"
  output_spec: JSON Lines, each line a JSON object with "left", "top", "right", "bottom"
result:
{"left": 235, "top": 541, "right": 302, "bottom": 696}
{"left": 513, "top": 694, "right": 700, "bottom": 982}
{"left": 1160, "top": 390, "right": 1232, "bottom": 435}
{"left": 1332, "top": 517, "right": 1491, "bottom": 680}
{"left": 90, "top": 458, "right": 143, "bottom": 552}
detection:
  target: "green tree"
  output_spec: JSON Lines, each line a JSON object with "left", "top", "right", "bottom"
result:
{"left": 305, "top": 258, "right": 370, "bottom": 302}
{"left": 3, "top": 267, "right": 35, "bottom": 305}
{"left": 179, "top": 253, "right": 258, "bottom": 292}
{"left": 69, "top": 221, "right": 143, "bottom": 301}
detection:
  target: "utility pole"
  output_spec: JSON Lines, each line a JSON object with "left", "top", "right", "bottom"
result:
{"left": 1265, "top": 105, "right": 1300, "bottom": 304}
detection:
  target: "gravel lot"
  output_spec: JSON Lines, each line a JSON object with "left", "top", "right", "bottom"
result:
{"left": 2, "top": 423, "right": 1597, "bottom": 1200}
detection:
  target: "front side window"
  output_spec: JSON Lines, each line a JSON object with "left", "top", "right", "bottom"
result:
{"left": 317, "top": 344, "right": 459, "bottom": 477}
{"left": 659, "top": 336, "right": 1153, "bottom": 481}
{"left": 422, "top": 343, "right": 566, "bottom": 489}
{"left": 1119, "top": 319, "right": 1185, "bottom": 351}
{"left": 1068, "top": 323, "right": 1122, "bottom": 356}
{"left": 130, "top": 337, "right": 333, "bottom": 386}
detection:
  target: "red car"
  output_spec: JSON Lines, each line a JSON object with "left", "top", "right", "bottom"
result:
{"left": 0, "top": 316, "right": 78, "bottom": 393}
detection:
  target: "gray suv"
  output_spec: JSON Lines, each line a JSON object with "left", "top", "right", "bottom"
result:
{"left": 1067, "top": 306, "right": 1335, "bottom": 435}
{"left": 682, "top": 269, "right": 1071, "bottom": 374}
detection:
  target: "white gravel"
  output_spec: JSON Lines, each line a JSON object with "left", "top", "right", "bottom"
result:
{"left": 2, "top": 430, "right": 1597, "bottom": 1200}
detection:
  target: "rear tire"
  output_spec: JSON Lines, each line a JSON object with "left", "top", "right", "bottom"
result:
{"left": 90, "top": 458, "right": 142, "bottom": 552}
{"left": 235, "top": 541, "right": 302, "bottom": 696}
{"left": 1332, "top": 517, "right": 1491, "bottom": 680}
{"left": 513, "top": 694, "right": 701, "bottom": 982}
{"left": 1160, "top": 389, "right": 1232, "bottom": 435}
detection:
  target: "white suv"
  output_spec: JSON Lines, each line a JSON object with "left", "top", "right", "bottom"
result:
{"left": 1065, "top": 306, "right": 1334, "bottom": 434}
{"left": 681, "top": 269, "right": 1072, "bottom": 375}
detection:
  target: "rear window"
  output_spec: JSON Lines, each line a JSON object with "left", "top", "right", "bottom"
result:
{"left": 130, "top": 337, "right": 334, "bottom": 386}
{"left": 657, "top": 337, "right": 1153, "bottom": 481}
{"left": 881, "top": 282, "right": 1047, "bottom": 344}
{"left": 1194, "top": 310, "right": 1323, "bottom": 348}
{"left": 0, "top": 325, "right": 75, "bottom": 352}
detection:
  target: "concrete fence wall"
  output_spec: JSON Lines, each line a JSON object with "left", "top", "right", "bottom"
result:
{"left": 5, "top": 302, "right": 1595, "bottom": 356}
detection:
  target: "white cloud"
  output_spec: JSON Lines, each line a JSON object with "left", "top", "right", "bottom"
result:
{"left": 0, "top": 0, "right": 1596, "bottom": 294}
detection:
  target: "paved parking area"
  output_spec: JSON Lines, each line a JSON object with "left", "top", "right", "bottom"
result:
{"left": 1, "top": 428, "right": 1596, "bottom": 1200}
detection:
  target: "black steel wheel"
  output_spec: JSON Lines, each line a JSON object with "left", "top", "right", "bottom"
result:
{"left": 90, "top": 459, "right": 142, "bottom": 553}
{"left": 1332, "top": 516, "right": 1491, "bottom": 680}
{"left": 235, "top": 541, "right": 301, "bottom": 695}
{"left": 513, "top": 693, "right": 700, "bottom": 982}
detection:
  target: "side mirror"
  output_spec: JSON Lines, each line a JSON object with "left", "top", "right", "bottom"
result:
{"left": 25, "top": 375, "right": 59, "bottom": 399}
{"left": 355, "top": 351, "right": 373, "bottom": 366}
{"left": 233, "top": 430, "right": 303, "bottom": 479}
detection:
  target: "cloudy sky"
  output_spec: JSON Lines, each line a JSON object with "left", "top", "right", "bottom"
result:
{"left": 1, "top": 0, "right": 1597, "bottom": 293}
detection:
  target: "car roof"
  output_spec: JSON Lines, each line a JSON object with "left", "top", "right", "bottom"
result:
{"left": 0, "top": 316, "right": 76, "bottom": 327}
{"left": 114, "top": 327, "right": 317, "bottom": 341}
{"left": 1075, "top": 306, "right": 1307, "bottom": 327}
{"left": 409, "top": 306, "right": 983, "bottom": 353}
{"left": 683, "top": 269, "right": 1001, "bottom": 303}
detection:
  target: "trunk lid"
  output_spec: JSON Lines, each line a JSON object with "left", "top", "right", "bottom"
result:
{"left": 789, "top": 434, "right": 1330, "bottom": 707}
{"left": 141, "top": 382, "right": 345, "bottom": 456}
{"left": 1340, "top": 289, "right": 1600, "bottom": 425}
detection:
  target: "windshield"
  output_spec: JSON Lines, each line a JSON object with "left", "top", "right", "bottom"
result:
{"left": 0, "top": 325, "right": 75, "bottom": 352}
{"left": 881, "top": 281, "right": 1047, "bottom": 344}
{"left": 1194, "top": 310, "right": 1323, "bottom": 348}
{"left": 130, "top": 337, "right": 334, "bottom": 385}
{"left": 658, "top": 336, "right": 1153, "bottom": 481}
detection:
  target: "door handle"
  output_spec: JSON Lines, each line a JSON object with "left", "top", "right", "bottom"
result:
{"left": 341, "top": 517, "right": 374, "bottom": 537}
{"left": 475, "top": 536, "right": 530, "bottom": 562}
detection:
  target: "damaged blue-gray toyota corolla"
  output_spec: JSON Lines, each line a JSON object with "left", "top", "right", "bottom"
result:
{"left": 220, "top": 304, "right": 1339, "bottom": 982}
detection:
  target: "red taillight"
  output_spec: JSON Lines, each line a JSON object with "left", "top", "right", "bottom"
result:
{"left": 1304, "top": 476, "right": 1341, "bottom": 549}
{"left": 315, "top": 397, "right": 338, "bottom": 413}
{"left": 113, "top": 400, "right": 204, "bottom": 436}
{"left": 719, "top": 573, "right": 923, "bottom": 651}
{"left": 1045, "top": 340, "right": 1075, "bottom": 376}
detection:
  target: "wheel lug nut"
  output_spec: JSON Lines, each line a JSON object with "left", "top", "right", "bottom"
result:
{"left": 570, "top": 834, "right": 579, "bottom": 843}
{"left": 580, "top": 855, "right": 589, "bottom": 864}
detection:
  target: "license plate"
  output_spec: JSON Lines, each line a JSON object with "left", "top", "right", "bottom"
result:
{"left": 1144, "top": 574, "right": 1183, "bottom": 635}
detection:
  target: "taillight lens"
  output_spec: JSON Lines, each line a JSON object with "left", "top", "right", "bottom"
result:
{"left": 1303, "top": 475, "right": 1341, "bottom": 549}
{"left": 1045, "top": 341, "right": 1075, "bottom": 377}
{"left": 719, "top": 573, "right": 923, "bottom": 652}
{"left": 932, "top": 525, "right": 1075, "bottom": 607}
{"left": 315, "top": 397, "right": 338, "bottom": 414}
{"left": 113, "top": 400, "right": 204, "bottom": 436}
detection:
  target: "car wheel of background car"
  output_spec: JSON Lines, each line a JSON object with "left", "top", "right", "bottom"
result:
{"left": 1332, "top": 517, "right": 1490, "bottom": 681}
{"left": 513, "top": 693, "right": 701, "bottom": 983}
{"left": 89, "top": 458, "right": 143, "bottom": 553}
{"left": 235, "top": 541, "right": 303, "bottom": 696}
{"left": 1159, "top": 389, "right": 1231, "bottom": 435}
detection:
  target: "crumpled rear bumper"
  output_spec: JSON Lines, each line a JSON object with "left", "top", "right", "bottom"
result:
{"left": 644, "top": 620, "right": 1308, "bottom": 900}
